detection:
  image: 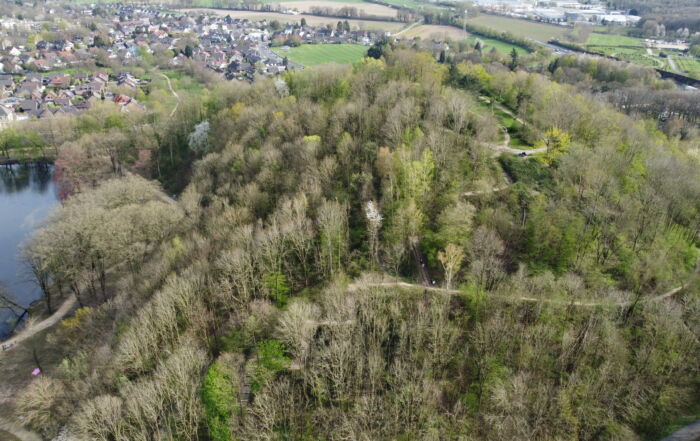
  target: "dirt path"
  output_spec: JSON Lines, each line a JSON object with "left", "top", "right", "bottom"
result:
{"left": 668, "top": 56, "right": 680, "bottom": 73}
{"left": 347, "top": 277, "right": 687, "bottom": 308}
{"left": 159, "top": 73, "right": 180, "bottom": 118}
{"left": 659, "top": 420, "right": 700, "bottom": 441}
{"left": 0, "top": 419, "right": 41, "bottom": 441}
{"left": 1, "top": 295, "right": 77, "bottom": 355}
{"left": 393, "top": 19, "right": 423, "bottom": 37}
{"left": 488, "top": 126, "right": 547, "bottom": 156}
{"left": 493, "top": 101, "right": 525, "bottom": 125}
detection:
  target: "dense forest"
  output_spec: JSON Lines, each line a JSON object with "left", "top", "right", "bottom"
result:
{"left": 5, "top": 43, "right": 700, "bottom": 441}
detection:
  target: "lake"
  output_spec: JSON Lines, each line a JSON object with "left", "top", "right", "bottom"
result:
{"left": 0, "top": 163, "right": 58, "bottom": 340}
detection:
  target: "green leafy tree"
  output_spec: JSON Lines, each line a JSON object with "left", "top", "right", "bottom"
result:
{"left": 263, "top": 271, "right": 290, "bottom": 306}
{"left": 509, "top": 47, "right": 518, "bottom": 70}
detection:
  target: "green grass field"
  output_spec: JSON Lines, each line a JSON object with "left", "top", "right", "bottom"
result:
{"left": 673, "top": 56, "right": 700, "bottom": 79}
{"left": 380, "top": 0, "right": 447, "bottom": 12}
{"left": 465, "top": 15, "right": 569, "bottom": 41}
{"left": 586, "top": 33, "right": 644, "bottom": 47}
{"left": 274, "top": 44, "right": 368, "bottom": 66}
{"left": 583, "top": 32, "right": 700, "bottom": 78}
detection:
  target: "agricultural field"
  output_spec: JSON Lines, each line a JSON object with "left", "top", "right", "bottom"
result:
{"left": 585, "top": 33, "right": 657, "bottom": 66}
{"left": 273, "top": 43, "right": 368, "bottom": 66}
{"left": 264, "top": 0, "right": 398, "bottom": 18}
{"left": 399, "top": 24, "right": 529, "bottom": 54}
{"left": 186, "top": 9, "right": 406, "bottom": 31}
{"left": 464, "top": 15, "right": 569, "bottom": 41}
{"left": 401, "top": 24, "right": 469, "bottom": 40}
{"left": 583, "top": 32, "right": 700, "bottom": 78}
{"left": 673, "top": 56, "right": 700, "bottom": 78}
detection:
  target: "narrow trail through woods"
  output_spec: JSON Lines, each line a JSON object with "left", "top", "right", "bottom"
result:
{"left": 160, "top": 72, "right": 180, "bottom": 118}
{"left": 346, "top": 279, "right": 688, "bottom": 308}
{"left": 0, "top": 295, "right": 77, "bottom": 356}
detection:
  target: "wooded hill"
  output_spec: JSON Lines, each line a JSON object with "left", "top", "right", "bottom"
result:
{"left": 14, "top": 49, "right": 700, "bottom": 441}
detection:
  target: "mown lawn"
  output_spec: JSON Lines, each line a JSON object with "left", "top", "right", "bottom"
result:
{"left": 274, "top": 44, "right": 368, "bottom": 66}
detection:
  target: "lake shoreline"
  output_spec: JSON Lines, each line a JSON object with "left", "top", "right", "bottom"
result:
{"left": 0, "top": 163, "right": 59, "bottom": 340}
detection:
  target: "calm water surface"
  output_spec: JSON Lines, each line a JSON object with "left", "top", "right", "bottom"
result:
{"left": 0, "top": 163, "right": 58, "bottom": 339}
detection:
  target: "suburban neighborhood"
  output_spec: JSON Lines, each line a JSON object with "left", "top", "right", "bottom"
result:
{"left": 0, "top": 3, "right": 388, "bottom": 123}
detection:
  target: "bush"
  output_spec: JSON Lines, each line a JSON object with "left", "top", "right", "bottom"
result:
{"left": 252, "top": 340, "right": 290, "bottom": 393}
{"left": 17, "top": 377, "right": 69, "bottom": 438}
{"left": 498, "top": 155, "right": 553, "bottom": 190}
{"left": 202, "top": 358, "right": 240, "bottom": 441}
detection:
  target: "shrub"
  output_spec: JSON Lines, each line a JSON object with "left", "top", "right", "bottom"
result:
{"left": 202, "top": 359, "right": 240, "bottom": 441}
{"left": 252, "top": 340, "right": 290, "bottom": 393}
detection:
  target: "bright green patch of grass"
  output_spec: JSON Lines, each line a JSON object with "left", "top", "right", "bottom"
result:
{"left": 466, "top": 35, "right": 529, "bottom": 54}
{"left": 651, "top": 403, "right": 700, "bottom": 440}
{"left": 586, "top": 32, "right": 644, "bottom": 47}
{"left": 673, "top": 56, "right": 700, "bottom": 78}
{"left": 274, "top": 43, "right": 368, "bottom": 66}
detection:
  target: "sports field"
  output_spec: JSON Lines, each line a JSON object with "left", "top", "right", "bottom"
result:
{"left": 465, "top": 15, "right": 569, "bottom": 41}
{"left": 274, "top": 44, "right": 368, "bottom": 66}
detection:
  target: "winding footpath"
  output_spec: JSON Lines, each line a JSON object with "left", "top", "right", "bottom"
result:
{"left": 159, "top": 73, "right": 180, "bottom": 118}
{"left": 347, "top": 278, "right": 689, "bottom": 309}
{"left": 463, "top": 102, "right": 545, "bottom": 197}
{"left": 393, "top": 19, "right": 423, "bottom": 37}
{"left": 0, "top": 295, "right": 77, "bottom": 355}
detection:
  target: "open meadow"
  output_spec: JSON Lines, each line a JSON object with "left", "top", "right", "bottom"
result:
{"left": 467, "top": 35, "right": 529, "bottom": 54}
{"left": 382, "top": 0, "right": 447, "bottom": 11}
{"left": 586, "top": 33, "right": 645, "bottom": 47}
{"left": 398, "top": 24, "right": 528, "bottom": 53}
{"left": 273, "top": 43, "right": 368, "bottom": 66}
